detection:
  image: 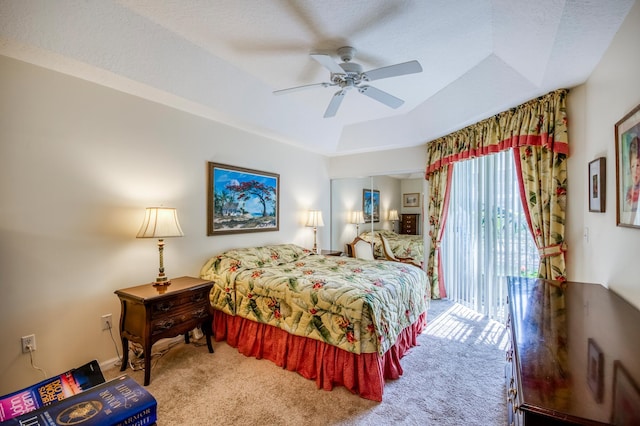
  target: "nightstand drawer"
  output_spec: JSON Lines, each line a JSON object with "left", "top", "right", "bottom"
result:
{"left": 151, "top": 305, "right": 210, "bottom": 335}
{"left": 151, "top": 289, "right": 209, "bottom": 318}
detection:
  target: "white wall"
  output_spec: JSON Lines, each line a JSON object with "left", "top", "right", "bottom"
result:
{"left": 328, "top": 146, "right": 426, "bottom": 179}
{"left": 566, "top": 0, "right": 640, "bottom": 309}
{"left": 0, "top": 55, "right": 329, "bottom": 394}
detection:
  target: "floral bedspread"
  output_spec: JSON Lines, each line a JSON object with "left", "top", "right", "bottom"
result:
{"left": 200, "top": 244, "right": 429, "bottom": 355}
{"left": 360, "top": 230, "right": 425, "bottom": 264}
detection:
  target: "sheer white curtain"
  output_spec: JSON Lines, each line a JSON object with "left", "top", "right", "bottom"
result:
{"left": 441, "top": 150, "right": 539, "bottom": 321}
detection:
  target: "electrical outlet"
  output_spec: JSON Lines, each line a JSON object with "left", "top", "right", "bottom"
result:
{"left": 101, "top": 314, "right": 113, "bottom": 331}
{"left": 21, "top": 334, "right": 36, "bottom": 353}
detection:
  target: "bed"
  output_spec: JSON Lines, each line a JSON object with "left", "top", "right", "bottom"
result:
{"left": 200, "top": 243, "right": 429, "bottom": 401}
{"left": 359, "top": 230, "right": 425, "bottom": 266}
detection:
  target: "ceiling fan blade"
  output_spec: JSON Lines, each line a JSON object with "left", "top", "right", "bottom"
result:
{"left": 358, "top": 85, "right": 404, "bottom": 109}
{"left": 273, "top": 82, "right": 331, "bottom": 95}
{"left": 362, "top": 60, "right": 423, "bottom": 82}
{"left": 324, "top": 90, "right": 346, "bottom": 118}
{"left": 311, "top": 53, "right": 345, "bottom": 75}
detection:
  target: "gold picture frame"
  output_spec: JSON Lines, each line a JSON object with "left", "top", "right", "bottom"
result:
{"left": 207, "top": 162, "right": 279, "bottom": 235}
{"left": 615, "top": 103, "right": 640, "bottom": 228}
{"left": 403, "top": 192, "right": 420, "bottom": 207}
{"left": 362, "top": 189, "right": 380, "bottom": 223}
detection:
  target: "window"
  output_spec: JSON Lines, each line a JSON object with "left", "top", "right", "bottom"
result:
{"left": 441, "top": 150, "right": 539, "bottom": 321}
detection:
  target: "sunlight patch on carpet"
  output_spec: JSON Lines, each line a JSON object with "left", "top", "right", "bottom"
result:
{"left": 475, "top": 318, "right": 510, "bottom": 350}
{"left": 422, "top": 302, "right": 509, "bottom": 350}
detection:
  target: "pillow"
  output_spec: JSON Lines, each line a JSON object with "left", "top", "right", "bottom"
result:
{"left": 216, "top": 245, "right": 276, "bottom": 269}
{"left": 267, "top": 244, "right": 311, "bottom": 264}
{"left": 201, "top": 244, "right": 311, "bottom": 275}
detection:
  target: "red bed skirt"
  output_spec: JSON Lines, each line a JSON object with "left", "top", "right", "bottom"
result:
{"left": 212, "top": 311, "right": 428, "bottom": 401}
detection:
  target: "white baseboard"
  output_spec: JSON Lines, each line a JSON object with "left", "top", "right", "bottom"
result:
{"left": 99, "top": 335, "right": 185, "bottom": 374}
{"left": 99, "top": 356, "right": 121, "bottom": 373}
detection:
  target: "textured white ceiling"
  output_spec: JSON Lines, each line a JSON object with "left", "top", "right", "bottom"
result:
{"left": 0, "top": 0, "right": 635, "bottom": 156}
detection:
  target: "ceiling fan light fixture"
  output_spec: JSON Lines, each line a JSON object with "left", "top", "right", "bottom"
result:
{"left": 274, "top": 46, "right": 422, "bottom": 118}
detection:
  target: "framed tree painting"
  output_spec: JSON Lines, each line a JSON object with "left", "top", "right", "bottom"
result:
{"left": 207, "top": 162, "right": 279, "bottom": 235}
{"left": 615, "top": 103, "right": 640, "bottom": 228}
{"left": 362, "top": 189, "right": 380, "bottom": 223}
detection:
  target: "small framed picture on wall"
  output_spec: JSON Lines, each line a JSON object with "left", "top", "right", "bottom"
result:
{"left": 403, "top": 192, "right": 420, "bottom": 207}
{"left": 588, "top": 158, "right": 606, "bottom": 212}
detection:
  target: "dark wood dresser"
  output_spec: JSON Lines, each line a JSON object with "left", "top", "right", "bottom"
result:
{"left": 506, "top": 277, "right": 640, "bottom": 425}
{"left": 400, "top": 213, "right": 419, "bottom": 235}
{"left": 115, "top": 276, "right": 214, "bottom": 385}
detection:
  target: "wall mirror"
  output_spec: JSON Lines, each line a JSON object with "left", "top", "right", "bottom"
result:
{"left": 330, "top": 173, "right": 427, "bottom": 254}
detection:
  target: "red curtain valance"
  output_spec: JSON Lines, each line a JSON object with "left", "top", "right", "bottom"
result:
{"left": 425, "top": 89, "right": 569, "bottom": 177}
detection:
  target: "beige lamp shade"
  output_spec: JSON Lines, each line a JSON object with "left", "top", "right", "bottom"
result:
{"left": 305, "top": 210, "right": 325, "bottom": 228}
{"left": 137, "top": 207, "right": 184, "bottom": 238}
{"left": 389, "top": 209, "right": 399, "bottom": 222}
{"left": 350, "top": 210, "right": 365, "bottom": 224}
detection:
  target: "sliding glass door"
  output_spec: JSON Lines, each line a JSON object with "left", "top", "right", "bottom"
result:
{"left": 440, "top": 150, "right": 539, "bottom": 321}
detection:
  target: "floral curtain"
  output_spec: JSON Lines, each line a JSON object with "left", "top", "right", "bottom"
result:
{"left": 424, "top": 89, "right": 569, "bottom": 291}
{"left": 514, "top": 145, "right": 568, "bottom": 280}
{"left": 425, "top": 164, "right": 452, "bottom": 299}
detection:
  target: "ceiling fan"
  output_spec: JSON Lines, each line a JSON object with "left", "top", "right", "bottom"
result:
{"left": 273, "top": 46, "right": 423, "bottom": 118}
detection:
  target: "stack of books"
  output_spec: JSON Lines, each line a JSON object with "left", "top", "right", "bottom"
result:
{"left": 0, "top": 361, "right": 157, "bottom": 426}
{"left": 1, "top": 375, "right": 157, "bottom": 426}
{"left": 0, "top": 360, "right": 105, "bottom": 422}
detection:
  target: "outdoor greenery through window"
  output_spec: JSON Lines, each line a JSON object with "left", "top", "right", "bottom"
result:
{"left": 440, "top": 150, "right": 539, "bottom": 321}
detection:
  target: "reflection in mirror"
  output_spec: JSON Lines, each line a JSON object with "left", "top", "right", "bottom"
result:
{"left": 330, "top": 174, "right": 427, "bottom": 258}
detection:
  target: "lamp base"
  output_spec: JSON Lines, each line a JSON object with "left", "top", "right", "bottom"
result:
{"left": 153, "top": 276, "right": 171, "bottom": 287}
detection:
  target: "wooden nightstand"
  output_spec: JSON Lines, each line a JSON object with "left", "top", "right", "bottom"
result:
{"left": 320, "top": 249, "right": 343, "bottom": 256}
{"left": 115, "top": 276, "right": 214, "bottom": 385}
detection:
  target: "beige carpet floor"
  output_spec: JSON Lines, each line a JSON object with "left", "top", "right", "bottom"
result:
{"left": 103, "top": 300, "right": 508, "bottom": 425}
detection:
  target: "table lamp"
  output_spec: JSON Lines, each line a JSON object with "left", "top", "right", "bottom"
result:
{"left": 305, "top": 210, "right": 324, "bottom": 254}
{"left": 136, "top": 207, "right": 184, "bottom": 286}
{"left": 350, "top": 210, "right": 365, "bottom": 236}
{"left": 389, "top": 209, "right": 399, "bottom": 233}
